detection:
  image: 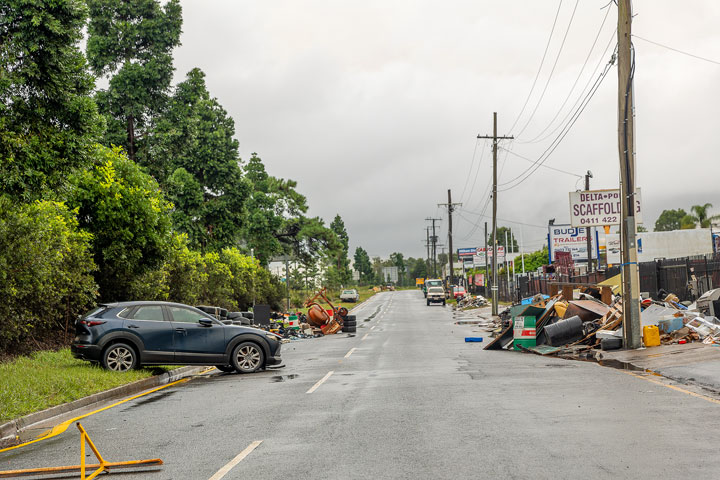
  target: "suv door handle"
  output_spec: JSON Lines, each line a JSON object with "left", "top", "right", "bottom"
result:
{"left": 175, "top": 328, "right": 187, "bottom": 335}
{"left": 128, "top": 324, "right": 140, "bottom": 329}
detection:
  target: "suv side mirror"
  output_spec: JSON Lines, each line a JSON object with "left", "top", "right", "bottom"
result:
{"left": 199, "top": 318, "right": 213, "bottom": 327}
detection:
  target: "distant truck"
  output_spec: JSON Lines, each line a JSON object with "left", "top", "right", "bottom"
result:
{"left": 423, "top": 278, "right": 443, "bottom": 297}
{"left": 426, "top": 286, "right": 446, "bottom": 306}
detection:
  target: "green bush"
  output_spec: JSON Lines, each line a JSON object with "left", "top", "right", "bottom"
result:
{"left": 70, "top": 145, "right": 173, "bottom": 302}
{"left": 0, "top": 198, "right": 97, "bottom": 350}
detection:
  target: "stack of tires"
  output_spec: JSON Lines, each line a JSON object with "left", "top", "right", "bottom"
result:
{"left": 342, "top": 315, "right": 356, "bottom": 333}
{"left": 228, "top": 312, "right": 252, "bottom": 325}
{"left": 196, "top": 305, "right": 229, "bottom": 323}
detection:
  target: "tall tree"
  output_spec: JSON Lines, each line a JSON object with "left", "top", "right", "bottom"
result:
{"left": 0, "top": 0, "right": 103, "bottom": 200}
{"left": 329, "top": 214, "right": 352, "bottom": 284}
{"left": 690, "top": 203, "right": 720, "bottom": 228}
{"left": 353, "top": 247, "right": 374, "bottom": 284}
{"left": 654, "top": 208, "right": 688, "bottom": 231}
{"left": 156, "top": 68, "right": 247, "bottom": 249}
{"left": 86, "top": 0, "right": 182, "bottom": 161}
{"left": 488, "top": 226, "right": 518, "bottom": 252}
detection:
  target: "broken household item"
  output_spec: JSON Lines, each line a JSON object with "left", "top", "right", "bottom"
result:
{"left": 697, "top": 288, "right": 720, "bottom": 317}
{"left": 544, "top": 315, "right": 584, "bottom": 347}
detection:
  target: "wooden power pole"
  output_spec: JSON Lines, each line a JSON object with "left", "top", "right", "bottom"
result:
{"left": 618, "top": 0, "right": 641, "bottom": 349}
{"left": 439, "top": 189, "right": 462, "bottom": 287}
{"left": 478, "top": 113, "right": 513, "bottom": 316}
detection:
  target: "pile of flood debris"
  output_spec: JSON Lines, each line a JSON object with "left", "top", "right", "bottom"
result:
{"left": 455, "top": 294, "right": 489, "bottom": 309}
{"left": 482, "top": 282, "right": 720, "bottom": 356}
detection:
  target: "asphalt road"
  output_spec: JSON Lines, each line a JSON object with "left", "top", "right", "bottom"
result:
{"left": 3, "top": 290, "right": 720, "bottom": 479}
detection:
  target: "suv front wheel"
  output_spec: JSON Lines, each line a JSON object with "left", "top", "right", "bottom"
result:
{"left": 231, "top": 342, "right": 264, "bottom": 374}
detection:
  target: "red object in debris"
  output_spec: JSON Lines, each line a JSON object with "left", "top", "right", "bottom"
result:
{"left": 678, "top": 339, "right": 687, "bottom": 344}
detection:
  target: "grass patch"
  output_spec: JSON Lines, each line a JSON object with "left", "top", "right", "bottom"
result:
{"left": 0, "top": 349, "right": 173, "bottom": 423}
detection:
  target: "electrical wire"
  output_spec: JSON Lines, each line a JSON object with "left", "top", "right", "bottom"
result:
{"left": 508, "top": 0, "right": 564, "bottom": 133}
{"left": 457, "top": 209, "right": 548, "bottom": 229}
{"left": 519, "top": 5, "right": 612, "bottom": 143}
{"left": 519, "top": 29, "right": 616, "bottom": 146}
{"left": 499, "top": 147, "right": 583, "bottom": 178}
{"left": 459, "top": 139, "right": 488, "bottom": 205}
{"left": 515, "top": 0, "right": 580, "bottom": 139}
{"left": 633, "top": 34, "right": 720, "bottom": 66}
{"left": 496, "top": 47, "right": 617, "bottom": 192}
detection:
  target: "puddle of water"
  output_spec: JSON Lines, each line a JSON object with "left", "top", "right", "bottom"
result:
{"left": 597, "top": 359, "right": 648, "bottom": 372}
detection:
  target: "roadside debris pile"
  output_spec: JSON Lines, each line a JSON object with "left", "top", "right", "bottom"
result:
{"left": 482, "top": 281, "right": 720, "bottom": 356}
{"left": 455, "top": 294, "right": 489, "bottom": 309}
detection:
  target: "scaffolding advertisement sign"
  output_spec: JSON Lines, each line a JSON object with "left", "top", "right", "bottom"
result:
{"left": 569, "top": 188, "right": 643, "bottom": 227}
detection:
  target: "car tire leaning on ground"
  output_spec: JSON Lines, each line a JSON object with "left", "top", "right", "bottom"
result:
{"left": 344, "top": 320, "right": 357, "bottom": 327}
{"left": 215, "top": 365, "right": 236, "bottom": 373}
{"left": 102, "top": 343, "right": 138, "bottom": 372}
{"left": 231, "top": 342, "right": 265, "bottom": 374}
{"left": 426, "top": 300, "right": 430, "bottom": 306}
{"left": 342, "top": 326, "right": 357, "bottom": 333}
{"left": 442, "top": 300, "right": 446, "bottom": 306}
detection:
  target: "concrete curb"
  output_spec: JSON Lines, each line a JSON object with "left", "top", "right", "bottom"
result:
{"left": 0, "top": 365, "right": 206, "bottom": 449}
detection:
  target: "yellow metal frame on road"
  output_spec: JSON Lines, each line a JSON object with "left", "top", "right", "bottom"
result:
{"left": 0, "top": 422, "right": 162, "bottom": 479}
{"left": 0, "top": 377, "right": 189, "bottom": 454}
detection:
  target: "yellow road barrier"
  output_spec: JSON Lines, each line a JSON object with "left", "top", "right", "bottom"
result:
{"left": 0, "top": 422, "right": 162, "bottom": 479}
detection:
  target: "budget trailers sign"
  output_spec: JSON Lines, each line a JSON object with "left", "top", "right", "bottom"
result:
{"left": 548, "top": 225, "right": 598, "bottom": 262}
{"left": 569, "top": 188, "right": 643, "bottom": 227}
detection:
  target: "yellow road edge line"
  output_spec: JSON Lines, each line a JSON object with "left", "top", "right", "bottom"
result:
{"left": 622, "top": 371, "right": 720, "bottom": 406}
{"left": 0, "top": 377, "right": 190, "bottom": 454}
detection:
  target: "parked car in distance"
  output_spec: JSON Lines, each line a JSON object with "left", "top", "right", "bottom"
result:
{"left": 71, "top": 301, "right": 282, "bottom": 373}
{"left": 453, "top": 286, "right": 467, "bottom": 300}
{"left": 426, "top": 286, "right": 446, "bottom": 306}
{"left": 339, "top": 289, "right": 360, "bottom": 302}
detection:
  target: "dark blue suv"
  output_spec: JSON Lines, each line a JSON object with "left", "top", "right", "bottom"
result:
{"left": 71, "top": 301, "right": 282, "bottom": 373}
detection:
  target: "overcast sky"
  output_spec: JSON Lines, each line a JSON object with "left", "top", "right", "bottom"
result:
{"left": 172, "top": 0, "right": 720, "bottom": 259}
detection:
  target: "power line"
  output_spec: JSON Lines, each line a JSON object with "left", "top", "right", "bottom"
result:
{"left": 508, "top": 0, "right": 564, "bottom": 133}
{"left": 459, "top": 139, "right": 488, "bottom": 204}
{"left": 519, "top": 5, "right": 612, "bottom": 143}
{"left": 497, "top": 48, "right": 617, "bottom": 191}
{"left": 633, "top": 34, "right": 720, "bottom": 66}
{"left": 519, "top": 29, "right": 616, "bottom": 145}
{"left": 457, "top": 209, "right": 548, "bottom": 229}
{"left": 515, "top": 0, "right": 580, "bottom": 139}
{"left": 499, "top": 147, "right": 583, "bottom": 178}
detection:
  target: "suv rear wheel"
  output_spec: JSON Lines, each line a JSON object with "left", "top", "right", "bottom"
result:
{"left": 102, "top": 343, "right": 138, "bottom": 372}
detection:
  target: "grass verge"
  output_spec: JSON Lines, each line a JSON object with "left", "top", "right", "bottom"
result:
{"left": 0, "top": 349, "right": 174, "bottom": 423}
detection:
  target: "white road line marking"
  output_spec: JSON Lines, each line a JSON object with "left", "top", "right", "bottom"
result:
{"left": 306, "top": 371, "right": 334, "bottom": 394}
{"left": 362, "top": 333, "right": 369, "bottom": 341}
{"left": 370, "top": 326, "right": 376, "bottom": 331}
{"left": 209, "top": 440, "right": 263, "bottom": 480}
{"left": 344, "top": 347, "right": 357, "bottom": 358}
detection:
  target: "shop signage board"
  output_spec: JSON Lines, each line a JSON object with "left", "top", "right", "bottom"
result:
{"left": 569, "top": 188, "right": 643, "bottom": 227}
{"left": 548, "top": 225, "right": 598, "bottom": 262}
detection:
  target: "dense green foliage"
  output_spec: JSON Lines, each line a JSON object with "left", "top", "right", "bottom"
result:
{"left": 70, "top": 146, "right": 173, "bottom": 301}
{"left": 0, "top": 198, "right": 96, "bottom": 349}
{"left": 0, "top": 0, "right": 103, "bottom": 200}
{"left": 0, "top": 0, "right": 345, "bottom": 355}
{"left": 654, "top": 208, "right": 689, "bottom": 231}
